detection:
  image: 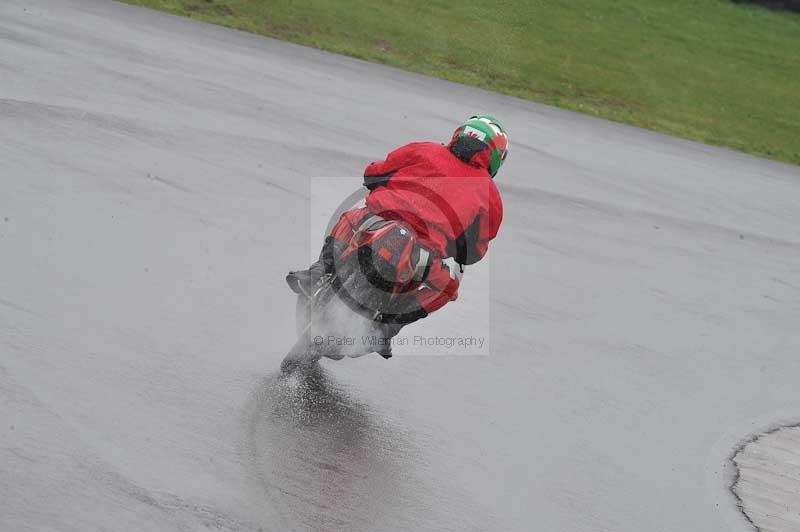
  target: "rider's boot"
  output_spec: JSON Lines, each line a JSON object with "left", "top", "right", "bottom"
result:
{"left": 286, "top": 238, "right": 339, "bottom": 297}
{"left": 375, "top": 322, "right": 404, "bottom": 359}
{"left": 376, "top": 344, "right": 393, "bottom": 359}
{"left": 286, "top": 268, "right": 317, "bottom": 297}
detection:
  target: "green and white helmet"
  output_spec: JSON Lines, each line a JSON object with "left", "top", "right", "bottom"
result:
{"left": 448, "top": 115, "right": 509, "bottom": 177}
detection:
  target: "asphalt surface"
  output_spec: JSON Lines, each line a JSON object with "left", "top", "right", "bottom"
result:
{"left": 2, "top": 1, "right": 800, "bottom": 531}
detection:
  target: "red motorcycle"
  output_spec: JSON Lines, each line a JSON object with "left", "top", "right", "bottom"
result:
{"left": 280, "top": 215, "right": 430, "bottom": 374}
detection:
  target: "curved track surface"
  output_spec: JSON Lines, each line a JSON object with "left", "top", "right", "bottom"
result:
{"left": 2, "top": 1, "right": 800, "bottom": 530}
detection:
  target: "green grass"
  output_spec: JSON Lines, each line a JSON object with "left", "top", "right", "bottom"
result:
{"left": 122, "top": 0, "right": 800, "bottom": 165}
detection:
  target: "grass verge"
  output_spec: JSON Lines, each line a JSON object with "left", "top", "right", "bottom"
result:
{"left": 121, "top": 0, "right": 800, "bottom": 165}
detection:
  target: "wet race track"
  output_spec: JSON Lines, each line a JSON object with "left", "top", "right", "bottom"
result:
{"left": 2, "top": 1, "right": 800, "bottom": 531}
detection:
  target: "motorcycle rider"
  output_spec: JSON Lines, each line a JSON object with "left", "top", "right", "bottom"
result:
{"left": 286, "top": 115, "right": 507, "bottom": 358}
